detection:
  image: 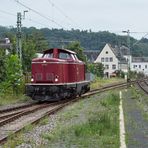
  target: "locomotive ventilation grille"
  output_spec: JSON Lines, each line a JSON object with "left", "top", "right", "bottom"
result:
{"left": 36, "top": 73, "right": 42, "bottom": 81}
{"left": 46, "top": 73, "right": 54, "bottom": 81}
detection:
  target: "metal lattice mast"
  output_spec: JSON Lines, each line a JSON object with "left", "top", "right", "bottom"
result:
{"left": 16, "top": 11, "right": 28, "bottom": 63}
{"left": 16, "top": 12, "right": 22, "bottom": 62}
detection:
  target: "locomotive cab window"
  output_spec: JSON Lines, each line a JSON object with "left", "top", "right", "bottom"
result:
{"left": 74, "top": 55, "right": 78, "bottom": 60}
{"left": 59, "top": 52, "right": 71, "bottom": 59}
{"left": 43, "top": 53, "right": 53, "bottom": 58}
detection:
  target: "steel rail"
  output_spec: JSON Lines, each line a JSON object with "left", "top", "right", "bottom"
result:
{"left": 137, "top": 80, "right": 148, "bottom": 94}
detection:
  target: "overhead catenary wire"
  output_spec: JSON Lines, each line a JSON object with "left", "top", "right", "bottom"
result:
{"left": 0, "top": 9, "right": 51, "bottom": 28}
{"left": 14, "top": 0, "right": 65, "bottom": 29}
{"left": 0, "top": 9, "right": 16, "bottom": 17}
{"left": 47, "top": 0, "right": 83, "bottom": 30}
{"left": 133, "top": 33, "right": 148, "bottom": 46}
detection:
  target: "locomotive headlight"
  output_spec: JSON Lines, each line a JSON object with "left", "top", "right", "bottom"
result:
{"left": 31, "top": 78, "right": 34, "bottom": 82}
{"left": 43, "top": 60, "right": 46, "bottom": 63}
{"left": 55, "top": 75, "right": 59, "bottom": 82}
{"left": 55, "top": 78, "right": 58, "bottom": 82}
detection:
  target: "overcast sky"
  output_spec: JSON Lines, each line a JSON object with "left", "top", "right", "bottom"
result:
{"left": 1, "top": 0, "right": 148, "bottom": 39}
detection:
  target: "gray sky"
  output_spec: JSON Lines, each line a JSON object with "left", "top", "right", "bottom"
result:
{"left": 1, "top": 0, "right": 148, "bottom": 39}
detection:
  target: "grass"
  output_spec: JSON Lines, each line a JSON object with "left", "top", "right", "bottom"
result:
{"left": 3, "top": 124, "right": 35, "bottom": 148}
{"left": 130, "top": 86, "right": 148, "bottom": 121}
{"left": 90, "top": 77, "right": 125, "bottom": 90}
{"left": 0, "top": 93, "right": 30, "bottom": 106}
{"left": 3, "top": 132, "right": 25, "bottom": 148}
{"left": 41, "top": 92, "right": 120, "bottom": 148}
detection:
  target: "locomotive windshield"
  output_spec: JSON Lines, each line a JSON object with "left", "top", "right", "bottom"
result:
{"left": 59, "top": 52, "right": 71, "bottom": 59}
{"left": 42, "top": 53, "right": 53, "bottom": 58}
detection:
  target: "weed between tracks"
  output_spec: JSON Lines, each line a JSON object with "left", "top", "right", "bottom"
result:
{"left": 90, "top": 77, "right": 125, "bottom": 90}
{"left": 0, "top": 94, "right": 29, "bottom": 106}
{"left": 41, "top": 91, "right": 120, "bottom": 148}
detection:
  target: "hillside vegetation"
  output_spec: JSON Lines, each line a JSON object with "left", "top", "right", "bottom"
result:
{"left": 0, "top": 26, "right": 148, "bottom": 57}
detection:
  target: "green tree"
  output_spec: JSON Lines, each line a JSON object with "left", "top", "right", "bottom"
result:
{"left": 66, "top": 41, "right": 87, "bottom": 62}
{"left": 0, "top": 48, "right": 6, "bottom": 82}
{"left": 22, "top": 30, "right": 48, "bottom": 72}
{"left": 4, "top": 54, "right": 23, "bottom": 94}
{"left": 88, "top": 63, "right": 104, "bottom": 78}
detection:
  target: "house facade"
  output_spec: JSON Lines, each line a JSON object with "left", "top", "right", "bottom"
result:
{"left": 94, "top": 44, "right": 120, "bottom": 77}
{"left": 94, "top": 43, "right": 129, "bottom": 77}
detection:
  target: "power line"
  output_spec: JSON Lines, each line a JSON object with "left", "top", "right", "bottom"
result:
{"left": 133, "top": 33, "right": 148, "bottom": 46}
{"left": 0, "top": 9, "right": 16, "bottom": 17}
{"left": 0, "top": 9, "right": 51, "bottom": 28}
{"left": 14, "top": 0, "right": 65, "bottom": 28}
{"left": 47, "top": 0, "right": 83, "bottom": 30}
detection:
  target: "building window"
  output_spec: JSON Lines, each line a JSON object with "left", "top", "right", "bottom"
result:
{"left": 110, "top": 57, "right": 113, "bottom": 62}
{"left": 106, "top": 51, "right": 108, "bottom": 54}
{"left": 101, "top": 57, "right": 104, "bottom": 62}
{"left": 105, "top": 57, "right": 108, "bottom": 62}
{"left": 139, "top": 65, "right": 141, "bottom": 69}
{"left": 105, "top": 65, "right": 109, "bottom": 69}
{"left": 112, "top": 64, "right": 116, "bottom": 69}
{"left": 133, "top": 65, "right": 137, "bottom": 68}
{"left": 145, "top": 65, "right": 147, "bottom": 69}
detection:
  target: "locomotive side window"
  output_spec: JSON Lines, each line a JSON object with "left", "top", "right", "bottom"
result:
{"left": 74, "top": 55, "right": 79, "bottom": 60}
{"left": 59, "top": 52, "right": 71, "bottom": 59}
{"left": 71, "top": 54, "right": 76, "bottom": 60}
{"left": 43, "top": 53, "right": 53, "bottom": 58}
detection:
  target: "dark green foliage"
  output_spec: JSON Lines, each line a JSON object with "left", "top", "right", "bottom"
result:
{"left": 0, "top": 55, "right": 24, "bottom": 95}
{"left": 66, "top": 41, "right": 86, "bottom": 62}
{"left": 1, "top": 26, "right": 148, "bottom": 57}
{"left": 88, "top": 63, "right": 104, "bottom": 77}
{"left": 4, "top": 55, "right": 23, "bottom": 94}
{"left": 128, "top": 70, "right": 145, "bottom": 80}
{"left": 22, "top": 29, "right": 48, "bottom": 72}
{"left": 0, "top": 49, "right": 6, "bottom": 82}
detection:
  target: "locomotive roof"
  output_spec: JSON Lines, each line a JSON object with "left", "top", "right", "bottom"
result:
{"left": 43, "top": 48, "right": 76, "bottom": 54}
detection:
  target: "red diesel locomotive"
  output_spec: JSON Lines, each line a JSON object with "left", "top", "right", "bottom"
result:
{"left": 25, "top": 48, "right": 90, "bottom": 101}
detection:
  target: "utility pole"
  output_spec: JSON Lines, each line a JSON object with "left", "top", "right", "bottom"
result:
{"left": 16, "top": 11, "right": 28, "bottom": 63}
{"left": 122, "top": 29, "right": 130, "bottom": 53}
{"left": 122, "top": 29, "right": 131, "bottom": 81}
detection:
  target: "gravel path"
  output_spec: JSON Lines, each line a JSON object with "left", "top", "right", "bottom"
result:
{"left": 123, "top": 90, "right": 148, "bottom": 148}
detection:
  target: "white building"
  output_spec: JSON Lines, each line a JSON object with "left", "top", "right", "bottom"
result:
{"left": 94, "top": 43, "right": 128, "bottom": 77}
{"left": 130, "top": 57, "right": 148, "bottom": 75}
{"left": 94, "top": 43, "right": 148, "bottom": 77}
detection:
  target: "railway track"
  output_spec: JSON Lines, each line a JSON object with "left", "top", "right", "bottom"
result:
{"left": 137, "top": 80, "right": 148, "bottom": 94}
{"left": 0, "top": 81, "right": 133, "bottom": 145}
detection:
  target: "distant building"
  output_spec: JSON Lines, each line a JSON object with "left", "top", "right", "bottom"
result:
{"left": 94, "top": 43, "right": 148, "bottom": 77}
{"left": 83, "top": 50, "right": 99, "bottom": 62}
{"left": 0, "top": 38, "right": 12, "bottom": 55}
{"left": 94, "top": 43, "right": 128, "bottom": 77}
{"left": 131, "top": 57, "right": 148, "bottom": 75}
